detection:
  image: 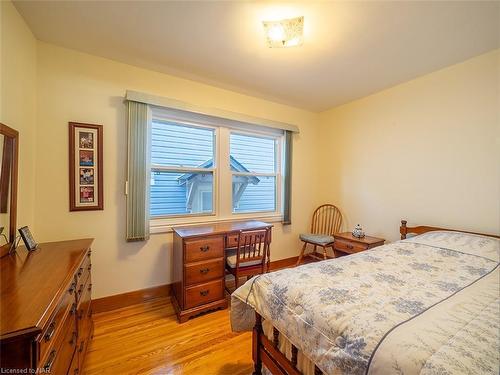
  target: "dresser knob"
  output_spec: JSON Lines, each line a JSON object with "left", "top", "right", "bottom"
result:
{"left": 346, "top": 244, "right": 353, "bottom": 249}
{"left": 199, "top": 290, "right": 209, "bottom": 297}
{"left": 43, "top": 349, "right": 56, "bottom": 372}
{"left": 200, "top": 245, "right": 210, "bottom": 252}
{"left": 44, "top": 321, "right": 56, "bottom": 342}
{"left": 199, "top": 268, "right": 210, "bottom": 274}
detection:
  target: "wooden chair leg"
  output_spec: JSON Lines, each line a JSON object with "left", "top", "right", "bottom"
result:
{"left": 322, "top": 246, "right": 327, "bottom": 260}
{"left": 296, "top": 242, "right": 307, "bottom": 266}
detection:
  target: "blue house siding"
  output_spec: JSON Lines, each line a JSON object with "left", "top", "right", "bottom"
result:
{"left": 150, "top": 121, "right": 277, "bottom": 216}
{"left": 151, "top": 120, "right": 213, "bottom": 167}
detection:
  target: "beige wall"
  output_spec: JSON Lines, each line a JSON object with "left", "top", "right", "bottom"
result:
{"left": 319, "top": 50, "right": 500, "bottom": 242}
{"left": 0, "top": 1, "right": 37, "bottom": 230}
{"left": 5, "top": 0, "right": 499, "bottom": 299}
{"left": 35, "top": 42, "right": 322, "bottom": 298}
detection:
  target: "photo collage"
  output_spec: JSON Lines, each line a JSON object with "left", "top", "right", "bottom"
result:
{"left": 78, "top": 131, "right": 96, "bottom": 204}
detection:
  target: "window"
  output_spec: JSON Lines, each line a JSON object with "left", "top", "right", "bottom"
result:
{"left": 230, "top": 133, "right": 277, "bottom": 213}
{"left": 150, "top": 115, "right": 283, "bottom": 221}
{"left": 150, "top": 120, "right": 215, "bottom": 217}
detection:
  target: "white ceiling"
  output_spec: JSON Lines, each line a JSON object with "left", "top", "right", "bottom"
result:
{"left": 14, "top": 1, "right": 500, "bottom": 112}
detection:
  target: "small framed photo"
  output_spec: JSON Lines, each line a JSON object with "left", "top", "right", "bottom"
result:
{"left": 69, "top": 122, "right": 103, "bottom": 211}
{"left": 79, "top": 150, "right": 94, "bottom": 167}
{"left": 80, "top": 168, "right": 94, "bottom": 185}
{"left": 80, "top": 186, "right": 95, "bottom": 203}
{"left": 18, "top": 226, "right": 38, "bottom": 251}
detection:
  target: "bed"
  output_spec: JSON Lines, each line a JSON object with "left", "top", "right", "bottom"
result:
{"left": 230, "top": 220, "right": 500, "bottom": 375}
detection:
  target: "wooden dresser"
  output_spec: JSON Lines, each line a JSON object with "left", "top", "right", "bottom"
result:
{"left": 0, "top": 239, "right": 94, "bottom": 374}
{"left": 172, "top": 220, "right": 272, "bottom": 323}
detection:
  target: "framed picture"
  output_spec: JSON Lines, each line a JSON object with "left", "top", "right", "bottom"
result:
{"left": 69, "top": 122, "right": 103, "bottom": 211}
{"left": 18, "top": 226, "right": 38, "bottom": 251}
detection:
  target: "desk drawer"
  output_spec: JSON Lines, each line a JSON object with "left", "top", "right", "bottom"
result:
{"left": 334, "top": 239, "right": 367, "bottom": 254}
{"left": 185, "top": 237, "right": 224, "bottom": 263}
{"left": 185, "top": 259, "right": 224, "bottom": 286}
{"left": 226, "top": 235, "right": 239, "bottom": 248}
{"left": 184, "top": 279, "right": 224, "bottom": 309}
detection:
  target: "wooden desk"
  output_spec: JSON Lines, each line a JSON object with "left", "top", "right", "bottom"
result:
{"left": 172, "top": 220, "right": 272, "bottom": 323}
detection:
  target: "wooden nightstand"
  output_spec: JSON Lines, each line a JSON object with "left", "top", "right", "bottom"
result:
{"left": 333, "top": 232, "right": 385, "bottom": 255}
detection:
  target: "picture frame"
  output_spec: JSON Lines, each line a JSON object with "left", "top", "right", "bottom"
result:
{"left": 69, "top": 122, "right": 104, "bottom": 211}
{"left": 18, "top": 226, "right": 38, "bottom": 251}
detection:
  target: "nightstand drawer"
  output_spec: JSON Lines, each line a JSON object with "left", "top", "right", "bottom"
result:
{"left": 184, "top": 279, "right": 224, "bottom": 309}
{"left": 334, "top": 239, "right": 367, "bottom": 253}
{"left": 185, "top": 237, "right": 224, "bottom": 263}
{"left": 185, "top": 259, "right": 224, "bottom": 286}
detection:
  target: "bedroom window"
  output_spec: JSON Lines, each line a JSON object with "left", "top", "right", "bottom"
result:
{"left": 150, "top": 120, "right": 215, "bottom": 217}
{"left": 230, "top": 133, "right": 278, "bottom": 213}
{"left": 149, "top": 115, "right": 283, "bottom": 221}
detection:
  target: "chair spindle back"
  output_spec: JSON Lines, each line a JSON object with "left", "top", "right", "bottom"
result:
{"left": 310, "top": 204, "right": 342, "bottom": 236}
{"left": 236, "top": 228, "right": 270, "bottom": 267}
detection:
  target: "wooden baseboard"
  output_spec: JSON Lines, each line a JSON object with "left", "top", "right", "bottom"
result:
{"left": 92, "top": 255, "right": 299, "bottom": 314}
{"left": 269, "top": 256, "right": 298, "bottom": 270}
{"left": 93, "top": 284, "right": 171, "bottom": 314}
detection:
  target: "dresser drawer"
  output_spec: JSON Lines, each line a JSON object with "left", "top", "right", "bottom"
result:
{"left": 39, "top": 309, "right": 77, "bottom": 375}
{"left": 185, "top": 237, "right": 224, "bottom": 263}
{"left": 38, "top": 282, "right": 76, "bottom": 363}
{"left": 75, "top": 253, "right": 91, "bottom": 285}
{"left": 185, "top": 259, "right": 224, "bottom": 286}
{"left": 184, "top": 279, "right": 224, "bottom": 309}
{"left": 334, "top": 239, "right": 367, "bottom": 254}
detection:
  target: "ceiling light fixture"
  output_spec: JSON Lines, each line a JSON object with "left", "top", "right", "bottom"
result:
{"left": 263, "top": 16, "right": 304, "bottom": 48}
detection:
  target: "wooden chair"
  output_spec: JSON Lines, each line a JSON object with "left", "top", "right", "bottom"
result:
{"left": 225, "top": 228, "right": 270, "bottom": 292}
{"left": 296, "top": 204, "right": 342, "bottom": 265}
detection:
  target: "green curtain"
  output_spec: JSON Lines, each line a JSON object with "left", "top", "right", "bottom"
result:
{"left": 283, "top": 130, "right": 293, "bottom": 225}
{"left": 126, "top": 101, "right": 151, "bottom": 241}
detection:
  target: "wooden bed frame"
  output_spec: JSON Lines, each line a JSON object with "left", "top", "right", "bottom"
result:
{"left": 252, "top": 219, "right": 500, "bottom": 375}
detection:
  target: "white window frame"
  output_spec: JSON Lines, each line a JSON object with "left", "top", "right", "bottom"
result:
{"left": 149, "top": 108, "right": 284, "bottom": 233}
{"left": 229, "top": 129, "right": 282, "bottom": 216}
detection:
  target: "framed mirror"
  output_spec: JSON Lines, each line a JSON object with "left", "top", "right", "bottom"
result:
{"left": 0, "top": 123, "right": 18, "bottom": 257}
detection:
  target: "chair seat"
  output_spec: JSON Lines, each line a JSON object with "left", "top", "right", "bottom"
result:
{"left": 226, "top": 252, "right": 263, "bottom": 268}
{"left": 299, "top": 233, "right": 335, "bottom": 246}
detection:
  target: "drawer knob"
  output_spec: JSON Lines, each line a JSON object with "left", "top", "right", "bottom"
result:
{"left": 200, "top": 245, "right": 210, "bottom": 252}
{"left": 44, "top": 321, "right": 56, "bottom": 342}
{"left": 200, "top": 290, "right": 209, "bottom": 297}
{"left": 43, "top": 349, "right": 57, "bottom": 372}
{"left": 70, "top": 331, "right": 77, "bottom": 345}
{"left": 199, "top": 268, "right": 210, "bottom": 275}
{"left": 346, "top": 244, "right": 353, "bottom": 249}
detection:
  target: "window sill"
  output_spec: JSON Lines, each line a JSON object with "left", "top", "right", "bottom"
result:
{"left": 150, "top": 214, "right": 284, "bottom": 234}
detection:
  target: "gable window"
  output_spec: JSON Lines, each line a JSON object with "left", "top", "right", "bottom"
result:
{"left": 149, "top": 114, "right": 283, "bottom": 222}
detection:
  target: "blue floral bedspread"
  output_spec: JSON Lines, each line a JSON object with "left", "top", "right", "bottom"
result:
{"left": 230, "top": 231, "right": 499, "bottom": 374}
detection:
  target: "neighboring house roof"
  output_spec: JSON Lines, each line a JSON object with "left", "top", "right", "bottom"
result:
{"left": 178, "top": 156, "right": 260, "bottom": 185}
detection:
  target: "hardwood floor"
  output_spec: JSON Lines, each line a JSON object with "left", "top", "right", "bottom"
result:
{"left": 83, "top": 258, "right": 318, "bottom": 375}
{"left": 83, "top": 297, "right": 253, "bottom": 375}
